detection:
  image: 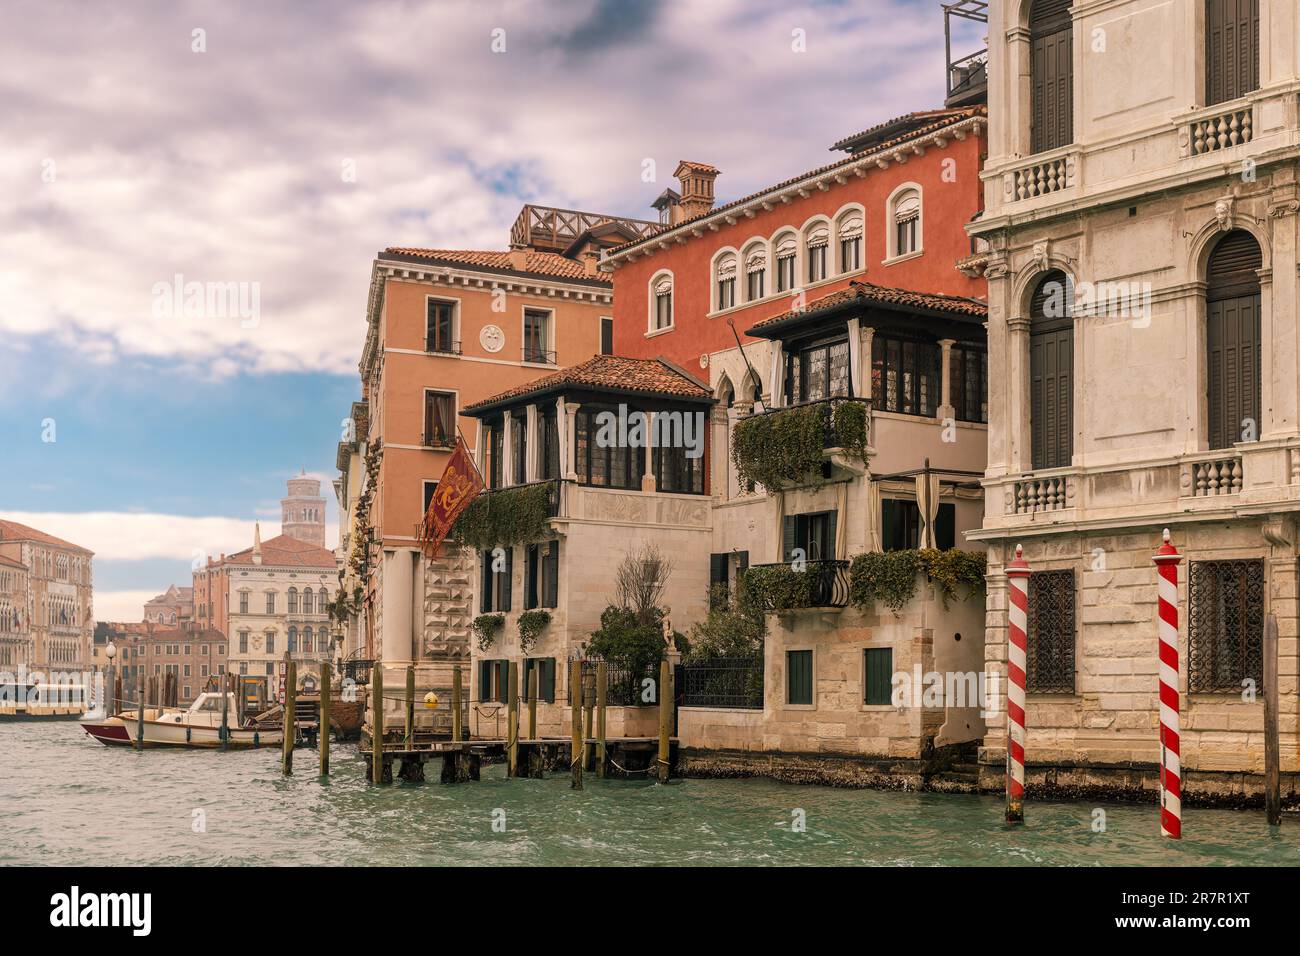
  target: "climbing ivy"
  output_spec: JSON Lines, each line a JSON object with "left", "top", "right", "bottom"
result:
{"left": 451, "top": 482, "right": 552, "bottom": 550}
{"left": 849, "top": 548, "right": 987, "bottom": 614}
{"left": 517, "top": 609, "right": 552, "bottom": 654}
{"left": 740, "top": 563, "right": 815, "bottom": 611}
{"left": 731, "top": 399, "right": 867, "bottom": 492}
{"left": 471, "top": 613, "right": 505, "bottom": 651}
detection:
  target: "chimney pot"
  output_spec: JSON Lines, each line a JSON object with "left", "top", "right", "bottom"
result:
{"left": 673, "top": 160, "right": 720, "bottom": 222}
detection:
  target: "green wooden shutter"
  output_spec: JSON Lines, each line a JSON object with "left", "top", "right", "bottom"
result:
{"left": 544, "top": 542, "right": 559, "bottom": 609}
{"left": 497, "top": 660, "right": 509, "bottom": 704}
{"left": 501, "top": 548, "right": 513, "bottom": 612}
{"left": 542, "top": 658, "right": 556, "bottom": 702}
{"left": 786, "top": 650, "right": 813, "bottom": 705}
{"left": 782, "top": 516, "right": 797, "bottom": 562}
{"left": 480, "top": 553, "right": 492, "bottom": 613}
{"left": 524, "top": 544, "right": 537, "bottom": 610}
{"left": 864, "top": 648, "right": 893, "bottom": 705}
{"left": 478, "top": 660, "right": 491, "bottom": 703}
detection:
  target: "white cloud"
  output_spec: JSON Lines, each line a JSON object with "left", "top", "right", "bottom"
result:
{"left": 2, "top": 511, "right": 340, "bottom": 562}
{"left": 0, "top": 0, "right": 942, "bottom": 378}
{"left": 93, "top": 590, "right": 164, "bottom": 624}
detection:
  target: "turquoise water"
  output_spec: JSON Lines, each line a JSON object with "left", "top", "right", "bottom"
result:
{"left": 2, "top": 722, "right": 1297, "bottom": 866}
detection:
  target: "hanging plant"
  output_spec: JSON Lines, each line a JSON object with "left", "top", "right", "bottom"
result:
{"left": 471, "top": 613, "right": 505, "bottom": 651}
{"left": 451, "top": 482, "right": 552, "bottom": 550}
{"left": 849, "top": 548, "right": 987, "bottom": 614}
{"left": 740, "top": 563, "right": 815, "bottom": 611}
{"left": 731, "top": 399, "right": 867, "bottom": 492}
{"left": 517, "top": 609, "right": 552, "bottom": 653}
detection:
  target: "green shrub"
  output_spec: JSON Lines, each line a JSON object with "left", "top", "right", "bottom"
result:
{"left": 685, "top": 584, "right": 765, "bottom": 663}
{"left": 517, "top": 609, "right": 551, "bottom": 653}
{"left": 451, "top": 482, "right": 551, "bottom": 550}
{"left": 740, "top": 563, "right": 815, "bottom": 611}
{"left": 731, "top": 399, "right": 867, "bottom": 492}
{"left": 471, "top": 613, "right": 505, "bottom": 651}
{"left": 849, "top": 548, "right": 987, "bottom": 613}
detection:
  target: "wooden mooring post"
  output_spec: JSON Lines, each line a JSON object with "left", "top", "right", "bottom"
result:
{"left": 220, "top": 672, "right": 230, "bottom": 752}
{"left": 507, "top": 661, "right": 520, "bottom": 778}
{"left": 282, "top": 659, "right": 296, "bottom": 776}
{"left": 1265, "top": 613, "right": 1280, "bottom": 826}
{"left": 319, "top": 662, "right": 331, "bottom": 777}
{"left": 404, "top": 665, "right": 415, "bottom": 751}
{"left": 583, "top": 671, "right": 595, "bottom": 770}
{"left": 657, "top": 659, "right": 671, "bottom": 783}
{"left": 452, "top": 665, "right": 463, "bottom": 743}
{"left": 570, "top": 660, "right": 583, "bottom": 790}
{"left": 527, "top": 668, "right": 541, "bottom": 778}
{"left": 596, "top": 662, "right": 608, "bottom": 779}
{"left": 135, "top": 673, "right": 145, "bottom": 751}
{"left": 371, "top": 662, "right": 386, "bottom": 785}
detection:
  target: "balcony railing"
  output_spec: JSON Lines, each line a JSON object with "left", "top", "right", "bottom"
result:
{"left": 481, "top": 477, "right": 567, "bottom": 517}
{"left": 1013, "top": 474, "right": 1071, "bottom": 513}
{"left": 1007, "top": 153, "right": 1075, "bottom": 202}
{"left": 1189, "top": 105, "right": 1253, "bottom": 157}
{"left": 680, "top": 657, "right": 764, "bottom": 709}
{"left": 1185, "top": 453, "right": 1243, "bottom": 497}
{"left": 744, "top": 559, "right": 851, "bottom": 610}
{"left": 425, "top": 338, "right": 462, "bottom": 356}
{"left": 522, "top": 346, "right": 556, "bottom": 365}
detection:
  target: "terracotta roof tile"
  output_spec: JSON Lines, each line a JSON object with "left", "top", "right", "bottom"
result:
{"left": 749, "top": 280, "right": 988, "bottom": 334}
{"left": 605, "top": 106, "right": 986, "bottom": 260}
{"left": 464, "top": 355, "right": 711, "bottom": 414}
{"left": 0, "top": 519, "right": 92, "bottom": 554}
{"left": 381, "top": 248, "right": 610, "bottom": 284}
{"left": 227, "top": 533, "right": 337, "bottom": 569}
{"left": 828, "top": 108, "right": 969, "bottom": 153}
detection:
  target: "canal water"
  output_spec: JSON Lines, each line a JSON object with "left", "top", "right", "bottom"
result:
{"left": 3, "top": 722, "right": 1298, "bottom": 866}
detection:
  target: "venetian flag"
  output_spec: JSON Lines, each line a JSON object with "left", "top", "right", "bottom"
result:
{"left": 418, "top": 436, "right": 484, "bottom": 558}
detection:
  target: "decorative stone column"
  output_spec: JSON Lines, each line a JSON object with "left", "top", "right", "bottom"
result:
{"left": 641, "top": 411, "right": 657, "bottom": 492}
{"left": 938, "top": 337, "right": 956, "bottom": 422}
{"left": 562, "top": 401, "right": 579, "bottom": 481}
{"left": 524, "top": 404, "right": 540, "bottom": 483}
{"left": 1006, "top": 315, "right": 1032, "bottom": 474}
{"left": 711, "top": 405, "right": 731, "bottom": 501}
{"left": 501, "top": 413, "right": 515, "bottom": 487}
{"left": 859, "top": 325, "right": 875, "bottom": 400}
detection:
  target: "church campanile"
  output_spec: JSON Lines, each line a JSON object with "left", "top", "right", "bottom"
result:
{"left": 281, "top": 470, "right": 326, "bottom": 547}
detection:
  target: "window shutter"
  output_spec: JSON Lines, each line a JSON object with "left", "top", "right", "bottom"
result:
{"left": 787, "top": 650, "right": 813, "bottom": 705}
{"left": 501, "top": 548, "right": 513, "bottom": 612}
{"left": 1207, "top": 231, "right": 1262, "bottom": 451}
{"left": 936, "top": 503, "right": 956, "bottom": 551}
{"left": 782, "top": 516, "right": 797, "bottom": 562}
{"left": 480, "top": 554, "right": 492, "bottom": 614}
{"left": 544, "top": 541, "right": 559, "bottom": 609}
{"left": 497, "top": 660, "right": 509, "bottom": 704}
{"left": 864, "top": 647, "right": 893, "bottom": 705}
{"left": 1030, "top": 0, "right": 1074, "bottom": 154}
{"left": 1206, "top": 0, "right": 1259, "bottom": 106}
{"left": 478, "top": 660, "right": 490, "bottom": 703}
{"left": 524, "top": 545, "right": 537, "bottom": 611}
{"left": 1030, "top": 273, "right": 1074, "bottom": 470}
{"left": 881, "top": 499, "right": 898, "bottom": 552}
{"left": 542, "top": 658, "right": 556, "bottom": 703}
{"left": 710, "top": 553, "right": 728, "bottom": 589}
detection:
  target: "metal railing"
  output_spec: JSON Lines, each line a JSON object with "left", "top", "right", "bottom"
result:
{"left": 568, "top": 658, "right": 658, "bottom": 707}
{"left": 522, "top": 346, "right": 557, "bottom": 365}
{"left": 681, "top": 657, "right": 764, "bottom": 709}
{"left": 425, "top": 338, "right": 462, "bottom": 356}
{"left": 745, "top": 559, "right": 851, "bottom": 610}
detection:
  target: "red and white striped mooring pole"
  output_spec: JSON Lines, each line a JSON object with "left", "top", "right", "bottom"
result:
{"left": 1005, "top": 544, "right": 1032, "bottom": 824}
{"left": 1153, "top": 528, "right": 1183, "bottom": 839}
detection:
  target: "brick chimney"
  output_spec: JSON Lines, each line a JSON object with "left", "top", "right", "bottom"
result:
{"left": 674, "top": 161, "right": 720, "bottom": 223}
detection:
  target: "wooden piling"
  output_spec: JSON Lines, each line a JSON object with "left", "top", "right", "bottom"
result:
{"left": 135, "top": 673, "right": 145, "bottom": 751}
{"left": 452, "top": 665, "right": 463, "bottom": 743}
{"left": 220, "top": 672, "right": 229, "bottom": 752}
{"left": 596, "top": 662, "right": 608, "bottom": 779}
{"left": 371, "top": 662, "right": 385, "bottom": 785}
{"left": 1265, "top": 613, "right": 1280, "bottom": 826}
{"left": 507, "top": 661, "right": 520, "bottom": 778}
{"left": 404, "top": 665, "right": 415, "bottom": 750}
{"left": 583, "top": 673, "right": 595, "bottom": 770}
{"left": 527, "top": 668, "right": 541, "bottom": 778}
{"left": 657, "top": 659, "right": 671, "bottom": 783}
{"left": 570, "top": 660, "right": 583, "bottom": 790}
{"left": 113, "top": 674, "right": 123, "bottom": 716}
{"left": 282, "top": 659, "right": 296, "bottom": 776}
{"left": 319, "top": 662, "right": 331, "bottom": 777}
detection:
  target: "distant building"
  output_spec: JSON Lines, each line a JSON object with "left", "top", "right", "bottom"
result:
{"left": 137, "top": 625, "right": 227, "bottom": 705}
{"left": 143, "top": 584, "right": 193, "bottom": 627}
{"left": 93, "top": 621, "right": 153, "bottom": 689}
{"left": 0, "top": 553, "right": 31, "bottom": 669}
{"left": 0, "top": 519, "right": 93, "bottom": 671}
{"left": 282, "top": 471, "right": 327, "bottom": 548}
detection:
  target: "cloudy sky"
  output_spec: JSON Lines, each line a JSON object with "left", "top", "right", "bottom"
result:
{"left": 0, "top": 0, "right": 975, "bottom": 620}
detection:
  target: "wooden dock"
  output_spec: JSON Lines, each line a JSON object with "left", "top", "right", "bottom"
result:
{"left": 358, "top": 736, "right": 678, "bottom": 784}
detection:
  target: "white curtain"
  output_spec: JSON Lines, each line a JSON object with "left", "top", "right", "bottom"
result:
{"left": 846, "top": 317, "right": 861, "bottom": 398}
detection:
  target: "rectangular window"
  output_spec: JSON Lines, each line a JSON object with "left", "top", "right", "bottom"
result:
{"left": 480, "top": 548, "right": 513, "bottom": 613}
{"left": 1205, "top": 0, "right": 1259, "bottom": 107}
{"left": 265, "top": 662, "right": 275, "bottom": 676}
{"left": 422, "top": 480, "right": 438, "bottom": 516}
{"left": 426, "top": 299, "right": 457, "bottom": 354}
{"left": 950, "top": 343, "right": 989, "bottom": 424}
{"left": 1027, "top": 569, "right": 1076, "bottom": 693}
{"left": 786, "top": 650, "right": 813, "bottom": 706}
{"left": 539, "top": 408, "right": 560, "bottom": 480}
{"left": 1188, "top": 559, "right": 1264, "bottom": 693}
{"left": 523, "top": 309, "right": 553, "bottom": 363}
{"left": 239, "top": 633, "right": 249, "bottom": 654}
{"left": 239, "top": 593, "right": 248, "bottom": 614}
{"left": 484, "top": 417, "right": 504, "bottom": 489}
{"left": 872, "top": 334, "right": 940, "bottom": 416}
{"left": 512, "top": 411, "right": 528, "bottom": 485}
{"left": 776, "top": 254, "right": 795, "bottom": 293}
{"left": 896, "top": 217, "right": 918, "bottom": 256}
{"left": 525, "top": 541, "right": 560, "bottom": 609}
{"left": 863, "top": 647, "right": 893, "bottom": 705}
{"left": 653, "top": 443, "right": 704, "bottom": 495}
{"left": 655, "top": 292, "right": 672, "bottom": 330}
{"left": 266, "top": 633, "right": 276, "bottom": 655}
{"left": 840, "top": 236, "right": 861, "bottom": 272}
{"left": 423, "top": 390, "right": 456, "bottom": 448}
{"left": 747, "top": 269, "right": 765, "bottom": 301}
{"left": 782, "top": 511, "right": 836, "bottom": 562}
{"left": 807, "top": 243, "right": 827, "bottom": 283}
{"left": 600, "top": 317, "right": 614, "bottom": 355}
{"left": 785, "top": 336, "right": 851, "bottom": 404}
{"left": 522, "top": 657, "right": 557, "bottom": 703}
{"left": 574, "top": 406, "right": 645, "bottom": 490}
{"left": 717, "top": 277, "right": 735, "bottom": 310}
{"left": 880, "top": 499, "right": 955, "bottom": 551}
{"left": 265, "top": 593, "right": 275, "bottom": 614}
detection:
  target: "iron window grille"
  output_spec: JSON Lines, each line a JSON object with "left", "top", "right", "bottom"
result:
{"left": 1188, "top": 559, "right": 1264, "bottom": 693}
{"left": 1027, "top": 568, "right": 1075, "bottom": 693}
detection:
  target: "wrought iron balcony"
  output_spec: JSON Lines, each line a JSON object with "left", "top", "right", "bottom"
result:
{"left": 425, "top": 338, "right": 462, "bottom": 356}
{"left": 522, "top": 346, "right": 557, "bottom": 365}
{"left": 744, "top": 559, "right": 851, "bottom": 610}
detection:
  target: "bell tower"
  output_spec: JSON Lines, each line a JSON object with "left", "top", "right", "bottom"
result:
{"left": 281, "top": 470, "right": 326, "bottom": 547}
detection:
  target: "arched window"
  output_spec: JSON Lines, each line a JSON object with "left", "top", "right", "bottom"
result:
{"left": 890, "top": 188, "right": 922, "bottom": 258}
{"left": 303, "top": 627, "right": 313, "bottom": 654}
{"left": 1205, "top": 230, "right": 1262, "bottom": 450}
{"left": 837, "top": 211, "right": 863, "bottom": 272}
{"left": 650, "top": 272, "right": 673, "bottom": 331}
{"left": 773, "top": 234, "right": 797, "bottom": 292}
{"left": 805, "top": 222, "right": 830, "bottom": 283}
{"left": 715, "top": 252, "right": 737, "bottom": 310}
{"left": 743, "top": 243, "right": 767, "bottom": 301}
{"left": 288, "top": 626, "right": 297, "bottom": 653}
{"left": 1030, "top": 0, "right": 1074, "bottom": 154}
{"left": 302, "top": 589, "right": 314, "bottom": 615}
{"left": 287, "top": 588, "right": 298, "bottom": 614}
{"left": 1205, "top": 0, "right": 1259, "bottom": 107}
{"left": 1029, "top": 270, "right": 1074, "bottom": 470}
